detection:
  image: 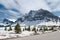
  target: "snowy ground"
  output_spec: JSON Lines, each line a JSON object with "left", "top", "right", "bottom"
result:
{"left": 0, "top": 27, "right": 40, "bottom": 39}
{"left": 0, "top": 27, "right": 57, "bottom": 40}
{"left": 6, "top": 30, "right": 60, "bottom": 40}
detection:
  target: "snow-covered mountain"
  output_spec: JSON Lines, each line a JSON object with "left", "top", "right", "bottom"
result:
{"left": 14, "top": 9, "right": 60, "bottom": 26}
{"left": 3, "top": 19, "right": 14, "bottom": 25}
{"left": 16, "top": 9, "right": 59, "bottom": 21}
{"left": 0, "top": 19, "right": 14, "bottom": 27}
{"left": 0, "top": 9, "right": 60, "bottom": 26}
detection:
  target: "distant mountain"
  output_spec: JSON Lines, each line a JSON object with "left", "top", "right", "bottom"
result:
{"left": 2, "top": 19, "right": 14, "bottom": 26}
{"left": 0, "top": 9, "right": 60, "bottom": 26}
{"left": 13, "top": 9, "right": 60, "bottom": 26}
{"left": 16, "top": 9, "right": 60, "bottom": 22}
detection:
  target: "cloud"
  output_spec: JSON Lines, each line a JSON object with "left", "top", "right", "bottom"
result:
{"left": 45, "top": 0, "right": 60, "bottom": 11}
{"left": 0, "top": 0, "right": 51, "bottom": 13}
{"left": 16, "top": 0, "right": 51, "bottom": 13}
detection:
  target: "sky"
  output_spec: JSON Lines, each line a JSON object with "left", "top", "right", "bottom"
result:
{"left": 0, "top": 0, "right": 60, "bottom": 21}
{"left": 45, "top": 0, "right": 60, "bottom": 16}
{"left": 0, "top": 0, "right": 51, "bottom": 13}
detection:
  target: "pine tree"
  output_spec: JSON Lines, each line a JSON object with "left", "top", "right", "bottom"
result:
{"left": 14, "top": 23, "right": 21, "bottom": 33}
{"left": 27, "top": 26, "right": 30, "bottom": 31}
{"left": 32, "top": 27, "right": 36, "bottom": 31}
{"left": 8, "top": 26, "right": 12, "bottom": 31}
{"left": 32, "top": 27, "right": 37, "bottom": 34}
{"left": 39, "top": 27, "right": 42, "bottom": 31}
{"left": 4, "top": 27, "right": 7, "bottom": 31}
{"left": 45, "top": 27, "right": 48, "bottom": 31}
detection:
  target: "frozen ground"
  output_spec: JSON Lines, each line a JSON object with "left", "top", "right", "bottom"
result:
{"left": 0, "top": 27, "right": 42, "bottom": 39}
{"left": 5, "top": 30, "right": 60, "bottom": 40}
{"left": 0, "top": 27, "right": 59, "bottom": 40}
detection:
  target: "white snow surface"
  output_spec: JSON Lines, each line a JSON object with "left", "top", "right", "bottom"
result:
{"left": 0, "top": 27, "right": 34, "bottom": 39}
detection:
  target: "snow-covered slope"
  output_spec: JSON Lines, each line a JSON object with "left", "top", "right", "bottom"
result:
{"left": 13, "top": 9, "right": 60, "bottom": 26}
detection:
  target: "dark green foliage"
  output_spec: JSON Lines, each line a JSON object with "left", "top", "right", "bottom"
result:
{"left": 8, "top": 26, "right": 12, "bottom": 31}
{"left": 39, "top": 27, "right": 48, "bottom": 31}
{"left": 32, "top": 27, "right": 37, "bottom": 34}
{"left": 14, "top": 23, "right": 21, "bottom": 33}
{"left": 4, "top": 27, "right": 7, "bottom": 31}
{"left": 32, "top": 27, "right": 36, "bottom": 31}
{"left": 39, "top": 27, "right": 42, "bottom": 31}
{"left": 24, "top": 26, "right": 31, "bottom": 31}
{"left": 45, "top": 27, "right": 48, "bottom": 31}
{"left": 44, "top": 27, "right": 48, "bottom": 31}
{"left": 25, "top": 27, "right": 27, "bottom": 30}
{"left": 26, "top": 26, "right": 30, "bottom": 31}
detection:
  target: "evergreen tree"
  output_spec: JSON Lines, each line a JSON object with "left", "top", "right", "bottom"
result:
{"left": 27, "top": 26, "right": 30, "bottom": 31}
{"left": 32, "top": 27, "right": 37, "bottom": 34}
{"left": 14, "top": 23, "right": 21, "bottom": 33}
{"left": 39, "top": 27, "right": 42, "bottom": 31}
{"left": 8, "top": 26, "right": 12, "bottom": 31}
{"left": 45, "top": 27, "right": 48, "bottom": 31}
{"left": 4, "top": 27, "right": 7, "bottom": 31}
{"left": 32, "top": 27, "right": 36, "bottom": 31}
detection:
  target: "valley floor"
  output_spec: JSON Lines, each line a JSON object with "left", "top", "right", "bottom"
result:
{"left": 5, "top": 30, "right": 60, "bottom": 40}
